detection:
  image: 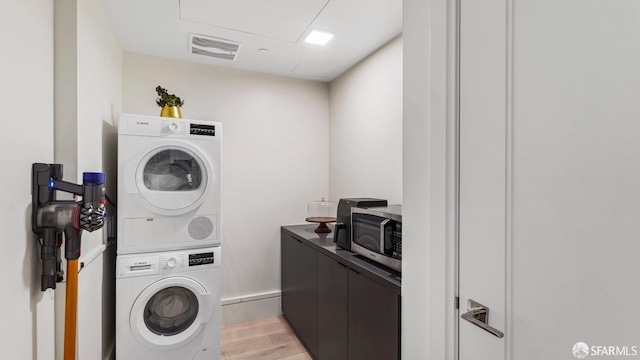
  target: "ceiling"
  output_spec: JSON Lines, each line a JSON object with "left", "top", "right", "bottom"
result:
{"left": 101, "top": 0, "right": 402, "bottom": 82}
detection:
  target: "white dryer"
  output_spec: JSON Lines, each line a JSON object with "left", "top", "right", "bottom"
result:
{"left": 116, "top": 247, "right": 221, "bottom": 360}
{"left": 118, "top": 114, "right": 221, "bottom": 254}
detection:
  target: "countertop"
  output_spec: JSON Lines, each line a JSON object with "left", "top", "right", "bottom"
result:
{"left": 281, "top": 224, "right": 401, "bottom": 295}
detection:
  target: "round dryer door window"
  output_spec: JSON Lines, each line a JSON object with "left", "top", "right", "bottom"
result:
{"left": 136, "top": 145, "right": 212, "bottom": 215}
{"left": 130, "top": 277, "right": 213, "bottom": 350}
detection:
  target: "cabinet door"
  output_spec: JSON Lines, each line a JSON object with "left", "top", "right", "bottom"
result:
{"left": 318, "top": 254, "right": 348, "bottom": 360}
{"left": 348, "top": 270, "right": 400, "bottom": 360}
{"left": 281, "top": 233, "right": 318, "bottom": 358}
{"left": 281, "top": 234, "right": 298, "bottom": 327}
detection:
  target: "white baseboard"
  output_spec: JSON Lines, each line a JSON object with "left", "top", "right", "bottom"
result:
{"left": 221, "top": 291, "right": 282, "bottom": 326}
{"left": 221, "top": 290, "right": 281, "bottom": 306}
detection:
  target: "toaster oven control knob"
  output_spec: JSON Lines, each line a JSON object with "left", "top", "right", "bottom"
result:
{"left": 166, "top": 257, "right": 177, "bottom": 269}
{"left": 168, "top": 122, "right": 179, "bottom": 131}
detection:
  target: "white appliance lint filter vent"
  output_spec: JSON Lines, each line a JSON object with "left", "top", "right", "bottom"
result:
{"left": 190, "top": 34, "right": 241, "bottom": 61}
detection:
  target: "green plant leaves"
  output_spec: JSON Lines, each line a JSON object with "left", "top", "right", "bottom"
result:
{"left": 155, "top": 85, "right": 184, "bottom": 107}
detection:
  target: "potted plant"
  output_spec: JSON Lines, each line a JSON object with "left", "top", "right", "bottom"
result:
{"left": 155, "top": 86, "right": 185, "bottom": 118}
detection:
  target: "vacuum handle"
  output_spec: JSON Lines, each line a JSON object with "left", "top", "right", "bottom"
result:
{"left": 64, "top": 224, "right": 82, "bottom": 261}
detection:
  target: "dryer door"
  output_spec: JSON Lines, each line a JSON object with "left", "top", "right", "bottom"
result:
{"left": 127, "top": 141, "right": 214, "bottom": 216}
{"left": 130, "top": 277, "right": 213, "bottom": 350}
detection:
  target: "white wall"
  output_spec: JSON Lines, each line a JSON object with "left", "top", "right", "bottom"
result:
{"left": 55, "top": 0, "right": 122, "bottom": 257}
{"left": 77, "top": 0, "right": 122, "bottom": 211}
{"left": 122, "top": 52, "right": 329, "bottom": 324}
{"left": 76, "top": 1, "right": 122, "bottom": 355}
{"left": 54, "top": 0, "right": 122, "bottom": 358}
{"left": 0, "top": 1, "right": 54, "bottom": 359}
{"left": 329, "top": 35, "right": 403, "bottom": 204}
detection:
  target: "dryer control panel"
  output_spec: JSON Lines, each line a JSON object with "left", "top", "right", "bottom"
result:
{"left": 190, "top": 124, "right": 216, "bottom": 136}
{"left": 160, "top": 120, "right": 187, "bottom": 135}
{"left": 116, "top": 246, "right": 221, "bottom": 278}
{"left": 119, "top": 114, "right": 222, "bottom": 141}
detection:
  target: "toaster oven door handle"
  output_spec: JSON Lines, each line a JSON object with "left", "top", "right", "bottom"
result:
{"left": 380, "top": 219, "right": 390, "bottom": 252}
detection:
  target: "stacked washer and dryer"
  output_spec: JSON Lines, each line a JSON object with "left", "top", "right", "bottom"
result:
{"left": 116, "top": 114, "right": 222, "bottom": 360}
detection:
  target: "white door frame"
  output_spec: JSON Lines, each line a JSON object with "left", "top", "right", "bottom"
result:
{"left": 402, "top": 0, "right": 460, "bottom": 359}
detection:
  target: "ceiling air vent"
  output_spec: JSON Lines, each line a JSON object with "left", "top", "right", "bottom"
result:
{"left": 189, "top": 34, "right": 241, "bottom": 61}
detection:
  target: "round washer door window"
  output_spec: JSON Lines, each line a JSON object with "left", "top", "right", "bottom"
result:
{"left": 130, "top": 277, "right": 213, "bottom": 350}
{"left": 144, "top": 286, "right": 199, "bottom": 336}
{"left": 135, "top": 145, "right": 212, "bottom": 216}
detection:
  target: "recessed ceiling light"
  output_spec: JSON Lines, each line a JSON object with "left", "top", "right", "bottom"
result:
{"left": 258, "top": 48, "right": 270, "bottom": 53}
{"left": 304, "top": 30, "right": 334, "bottom": 46}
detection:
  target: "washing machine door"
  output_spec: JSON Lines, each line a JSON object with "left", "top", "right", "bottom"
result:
{"left": 130, "top": 277, "right": 213, "bottom": 350}
{"left": 127, "top": 141, "right": 214, "bottom": 216}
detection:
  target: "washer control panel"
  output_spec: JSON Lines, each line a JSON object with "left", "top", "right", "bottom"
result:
{"left": 116, "top": 246, "right": 221, "bottom": 278}
{"left": 159, "top": 254, "right": 187, "bottom": 270}
{"left": 118, "top": 254, "right": 159, "bottom": 278}
{"left": 189, "top": 252, "right": 215, "bottom": 266}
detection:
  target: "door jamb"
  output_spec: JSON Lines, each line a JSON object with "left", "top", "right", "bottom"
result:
{"left": 401, "top": 0, "right": 460, "bottom": 358}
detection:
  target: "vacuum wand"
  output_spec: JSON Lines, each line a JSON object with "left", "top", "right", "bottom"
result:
{"left": 32, "top": 163, "right": 107, "bottom": 360}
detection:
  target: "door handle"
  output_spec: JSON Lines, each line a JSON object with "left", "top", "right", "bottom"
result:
{"left": 461, "top": 299, "right": 504, "bottom": 338}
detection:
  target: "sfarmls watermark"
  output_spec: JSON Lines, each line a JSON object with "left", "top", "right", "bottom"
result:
{"left": 573, "top": 342, "right": 638, "bottom": 358}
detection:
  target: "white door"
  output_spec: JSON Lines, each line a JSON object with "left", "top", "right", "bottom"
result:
{"left": 459, "top": 0, "right": 640, "bottom": 358}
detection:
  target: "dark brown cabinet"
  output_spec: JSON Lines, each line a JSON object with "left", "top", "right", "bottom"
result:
{"left": 318, "top": 254, "right": 348, "bottom": 360}
{"left": 348, "top": 269, "right": 400, "bottom": 360}
{"left": 281, "top": 227, "right": 400, "bottom": 360}
{"left": 281, "top": 233, "right": 318, "bottom": 358}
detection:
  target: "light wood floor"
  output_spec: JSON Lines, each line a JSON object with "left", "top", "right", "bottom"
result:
{"left": 221, "top": 316, "right": 313, "bottom": 360}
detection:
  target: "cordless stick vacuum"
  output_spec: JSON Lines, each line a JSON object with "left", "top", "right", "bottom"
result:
{"left": 31, "top": 163, "right": 106, "bottom": 360}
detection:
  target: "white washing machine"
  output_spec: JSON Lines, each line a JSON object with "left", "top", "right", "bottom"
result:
{"left": 118, "top": 114, "right": 222, "bottom": 254}
{"left": 116, "top": 246, "right": 221, "bottom": 360}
